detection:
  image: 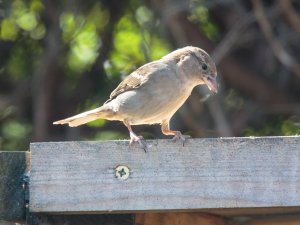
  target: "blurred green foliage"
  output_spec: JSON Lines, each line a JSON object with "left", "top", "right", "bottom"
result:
{"left": 106, "top": 8, "right": 170, "bottom": 79}
{"left": 244, "top": 117, "right": 300, "bottom": 136}
{"left": 60, "top": 3, "right": 108, "bottom": 73}
{"left": 188, "top": 3, "right": 218, "bottom": 40}
{"left": 0, "top": 0, "right": 172, "bottom": 150}
{"left": 0, "top": 0, "right": 45, "bottom": 41}
{"left": 0, "top": 0, "right": 299, "bottom": 151}
{"left": 1, "top": 120, "right": 31, "bottom": 149}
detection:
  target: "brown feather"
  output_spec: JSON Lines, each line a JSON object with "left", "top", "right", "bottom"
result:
{"left": 104, "top": 62, "right": 156, "bottom": 103}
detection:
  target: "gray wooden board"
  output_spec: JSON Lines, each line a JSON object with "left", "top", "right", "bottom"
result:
{"left": 30, "top": 137, "right": 300, "bottom": 213}
{"left": 0, "top": 151, "right": 26, "bottom": 222}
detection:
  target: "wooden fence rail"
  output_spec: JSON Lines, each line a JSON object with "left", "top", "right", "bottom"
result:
{"left": 30, "top": 137, "right": 300, "bottom": 214}
{"left": 1, "top": 136, "right": 300, "bottom": 225}
{"left": 0, "top": 151, "right": 27, "bottom": 224}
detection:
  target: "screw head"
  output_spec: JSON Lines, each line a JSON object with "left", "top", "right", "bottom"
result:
{"left": 115, "top": 165, "right": 130, "bottom": 180}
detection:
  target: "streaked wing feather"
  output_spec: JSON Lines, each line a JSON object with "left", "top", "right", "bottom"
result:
{"left": 110, "top": 74, "right": 142, "bottom": 99}
{"left": 105, "top": 62, "right": 156, "bottom": 103}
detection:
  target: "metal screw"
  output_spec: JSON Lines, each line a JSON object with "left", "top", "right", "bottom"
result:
{"left": 115, "top": 165, "right": 130, "bottom": 180}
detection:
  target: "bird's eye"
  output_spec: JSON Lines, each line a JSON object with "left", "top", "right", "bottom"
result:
{"left": 202, "top": 64, "right": 208, "bottom": 70}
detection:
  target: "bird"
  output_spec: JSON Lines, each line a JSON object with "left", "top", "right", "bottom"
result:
{"left": 53, "top": 46, "right": 218, "bottom": 152}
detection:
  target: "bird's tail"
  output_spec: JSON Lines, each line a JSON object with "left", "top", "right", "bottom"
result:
{"left": 53, "top": 105, "right": 112, "bottom": 127}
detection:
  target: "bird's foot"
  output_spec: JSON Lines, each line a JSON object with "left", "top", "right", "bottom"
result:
{"left": 172, "top": 131, "right": 190, "bottom": 146}
{"left": 129, "top": 132, "right": 148, "bottom": 152}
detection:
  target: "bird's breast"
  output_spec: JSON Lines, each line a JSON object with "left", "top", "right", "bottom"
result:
{"left": 112, "top": 76, "right": 195, "bottom": 125}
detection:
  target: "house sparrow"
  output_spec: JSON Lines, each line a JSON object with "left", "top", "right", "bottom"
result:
{"left": 53, "top": 46, "right": 218, "bottom": 152}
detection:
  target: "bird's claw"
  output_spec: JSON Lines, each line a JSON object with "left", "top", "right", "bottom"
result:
{"left": 129, "top": 134, "right": 148, "bottom": 152}
{"left": 172, "top": 131, "right": 190, "bottom": 146}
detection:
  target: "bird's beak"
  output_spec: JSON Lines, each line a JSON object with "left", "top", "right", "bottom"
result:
{"left": 204, "top": 75, "right": 218, "bottom": 93}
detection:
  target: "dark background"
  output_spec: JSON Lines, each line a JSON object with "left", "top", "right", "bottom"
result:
{"left": 0, "top": 0, "right": 299, "bottom": 150}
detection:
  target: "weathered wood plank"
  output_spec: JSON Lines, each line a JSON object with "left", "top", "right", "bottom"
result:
{"left": 30, "top": 137, "right": 300, "bottom": 213}
{"left": 28, "top": 214, "right": 134, "bottom": 225}
{"left": 0, "top": 151, "right": 27, "bottom": 222}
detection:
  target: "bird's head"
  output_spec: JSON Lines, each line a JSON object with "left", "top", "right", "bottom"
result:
{"left": 168, "top": 46, "right": 218, "bottom": 93}
{"left": 190, "top": 47, "right": 218, "bottom": 93}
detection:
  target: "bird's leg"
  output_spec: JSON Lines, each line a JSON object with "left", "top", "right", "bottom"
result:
{"left": 123, "top": 120, "right": 148, "bottom": 152}
{"left": 161, "top": 120, "right": 190, "bottom": 146}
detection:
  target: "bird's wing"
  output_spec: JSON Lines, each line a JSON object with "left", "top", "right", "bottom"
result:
{"left": 105, "top": 61, "right": 163, "bottom": 103}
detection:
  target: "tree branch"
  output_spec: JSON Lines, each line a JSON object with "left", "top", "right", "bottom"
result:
{"left": 252, "top": 0, "right": 300, "bottom": 77}
{"left": 279, "top": 0, "right": 300, "bottom": 36}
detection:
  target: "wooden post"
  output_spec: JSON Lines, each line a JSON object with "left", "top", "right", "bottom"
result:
{"left": 0, "top": 151, "right": 28, "bottom": 223}
{"left": 30, "top": 136, "right": 300, "bottom": 214}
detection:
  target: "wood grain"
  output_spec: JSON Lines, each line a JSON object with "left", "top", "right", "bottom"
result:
{"left": 0, "top": 151, "right": 27, "bottom": 222}
{"left": 135, "top": 213, "right": 227, "bottom": 225}
{"left": 30, "top": 137, "right": 300, "bottom": 213}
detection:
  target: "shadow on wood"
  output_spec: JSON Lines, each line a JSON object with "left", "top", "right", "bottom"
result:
{"left": 28, "top": 214, "right": 134, "bottom": 225}
{"left": 135, "top": 212, "right": 228, "bottom": 225}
